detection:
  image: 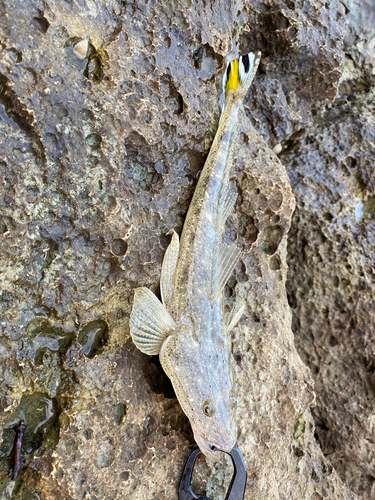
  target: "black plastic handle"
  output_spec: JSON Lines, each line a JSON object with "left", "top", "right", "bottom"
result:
{"left": 178, "top": 446, "right": 247, "bottom": 500}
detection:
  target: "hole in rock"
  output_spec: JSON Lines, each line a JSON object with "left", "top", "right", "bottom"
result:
{"left": 241, "top": 132, "right": 249, "bottom": 143}
{"left": 323, "top": 213, "right": 333, "bottom": 221}
{"left": 329, "top": 336, "right": 339, "bottom": 347}
{"left": 234, "top": 353, "right": 242, "bottom": 365}
{"left": 261, "top": 225, "right": 284, "bottom": 255}
{"left": 311, "top": 468, "right": 320, "bottom": 483}
{"left": 345, "top": 156, "right": 357, "bottom": 169}
{"left": 32, "top": 15, "right": 50, "bottom": 33}
{"left": 293, "top": 446, "right": 304, "bottom": 457}
{"left": 111, "top": 238, "right": 128, "bottom": 256}
{"left": 266, "top": 11, "right": 291, "bottom": 31}
{"left": 270, "top": 254, "right": 281, "bottom": 271}
{"left": 161, "top": 74, "right": 184, "bottom": 115}
{"left": 143, "top": 356, "right": 176, "bottom": 399}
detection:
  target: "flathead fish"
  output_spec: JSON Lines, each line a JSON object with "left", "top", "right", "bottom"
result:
{"left": 130, "top": 52, "right": 261, "bottom": 461}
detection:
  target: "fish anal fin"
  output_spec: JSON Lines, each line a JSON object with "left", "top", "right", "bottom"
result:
{"left": 225, "top": 298, "right": 246, "bottom": 331}
{"left": 160, "top": 230, "right": 180, "bottom": 308}
{"left": 130, "top": 287, "right": 176, "bottom": 355}
{"left": 207, "top": 242, "right": 241, "bottom": 304}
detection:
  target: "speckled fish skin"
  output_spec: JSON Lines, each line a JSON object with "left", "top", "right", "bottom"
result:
{"left": 130, "top": 52, "right": 261, "bottom": 461}
{"left": 161, "top": 99, "right": 243, "bottom": 460}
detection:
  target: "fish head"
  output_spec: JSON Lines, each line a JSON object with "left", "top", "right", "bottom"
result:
{"left": 160, "top": 323, "right": 237, "bottom": 461}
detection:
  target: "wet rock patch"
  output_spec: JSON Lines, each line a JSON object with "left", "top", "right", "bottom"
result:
{"left": 78, "top": 320, "right": 109, "bottom": 358}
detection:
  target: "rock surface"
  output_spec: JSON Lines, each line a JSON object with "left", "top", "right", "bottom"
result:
{"left": 343, "top": 0, "right": 375, "bottom": 84}
{"left": 281, "top": 2, "right": 375, "bottom": 499}
{"left": 0, "top": 0, "right": 369, "bottom": 498}
{"left": 283, "top": 70, "right": 375, "bottom": 500}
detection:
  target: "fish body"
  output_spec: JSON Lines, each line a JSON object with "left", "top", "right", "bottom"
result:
{"left": 130, "top": 52, "right": 261, "bottom": 461}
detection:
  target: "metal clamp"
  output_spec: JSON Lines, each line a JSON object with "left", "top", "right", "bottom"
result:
{"left": 178, "top": 447, "right": 247, "bottom": 500}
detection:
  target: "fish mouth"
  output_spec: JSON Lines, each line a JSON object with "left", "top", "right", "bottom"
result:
{"left": 193, "top": 429, "right": 222, "bottom": 462}
{"left": 192, "top": 425, "right": 236, "bottom": 462}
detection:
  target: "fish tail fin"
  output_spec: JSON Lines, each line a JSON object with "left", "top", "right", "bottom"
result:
{"left": 222, "top": 51, "right": 261, "bottom": 103}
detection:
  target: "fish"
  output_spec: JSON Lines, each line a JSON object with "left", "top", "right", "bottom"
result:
{"left": 9, "top": 420, "right": 26, "bottom": 480}
{"left": 130, "top": 51, "right": 261, "bottom": 461}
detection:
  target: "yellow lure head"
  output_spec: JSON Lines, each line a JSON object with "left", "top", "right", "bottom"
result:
{"left": 226, "top": 59, "right": 239, "bottom": 96}
{"left": 222, "top": 52, "right": 261, "bottom": 103}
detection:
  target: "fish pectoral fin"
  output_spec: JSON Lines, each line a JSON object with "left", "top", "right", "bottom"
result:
{"left": 214, "top": 186, "right": 237, "bottom": 233}
{"left": 160, "top": 230, "right": 179, "bottom": 308}
{"left": 130, "top": 287, "right": 176, "bottom": 355}
{"left": 207, "top": 242, "right": 241, "bottom": 304}
{"left": 225, "top": 297, "right": 246, "bottom": 331}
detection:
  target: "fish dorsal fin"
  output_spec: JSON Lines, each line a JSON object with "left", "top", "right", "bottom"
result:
{"left": 160, "top": 230, "right": 179, "bottom": 309}
{"left": 225, "top": 297, "right": 246, "bottom": 331}
{"left": 206, "top": 241, "right": 241, "bottom": 304}
{"left": 214, "top": 186, "right": 237, "bottom": 233}
{"left": 130, "top": 287, "right": 176, "bottom": 355}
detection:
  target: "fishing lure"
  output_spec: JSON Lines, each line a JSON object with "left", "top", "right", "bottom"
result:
{"left": 9, "top": 420, "right": 26, "bottom": 480}
{"left": 130, "top": 51, "right": 261, "bottom": 461}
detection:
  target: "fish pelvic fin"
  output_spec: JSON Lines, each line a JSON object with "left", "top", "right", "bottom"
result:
{"left": 222, "top": 51, "right": 261, "bottom": 102}
{"left": 160, "top": 230, "right": 179, "bottom": 309}
{"left": 225, "top": 297, "right": 246, "bottom": 331}
{"left": 130, "top": 287, "right": 176, "bottom": 355}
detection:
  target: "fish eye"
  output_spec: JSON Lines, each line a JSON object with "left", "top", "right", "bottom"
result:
{"left": 202, "top": 399, "right": 216, "bottom": 417}
{"left": 230, "top": 397, "right": 237, "bottom": 408}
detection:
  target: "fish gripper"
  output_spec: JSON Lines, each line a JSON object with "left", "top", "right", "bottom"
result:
{"left": 178, "top": 446, "right": 247, "bottom": 500}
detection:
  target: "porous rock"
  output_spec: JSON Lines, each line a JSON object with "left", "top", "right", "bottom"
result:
{"left": 281, "top": 3, "right": 375, "bottom": 498}
{"left": 0, "top": 0, "right": 361, "bottom": 498}
{"left": 343, "top": 0, "right": 375, "bottom": 84}
{"left": 283, "top": 87, "right": 375, "bottom": 499}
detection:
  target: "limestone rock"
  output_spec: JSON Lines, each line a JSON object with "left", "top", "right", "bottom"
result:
{"left": 343, "top": 0, "right": 375, "bottom": 83}
{"left": 0, "top": 0, "right": 362, "bottom": 498}
{"left": 283, "top": 88, "right": 375, "bottom": 499}
{"left": 281, "top": 3, "right": 375, "bottom": 498}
